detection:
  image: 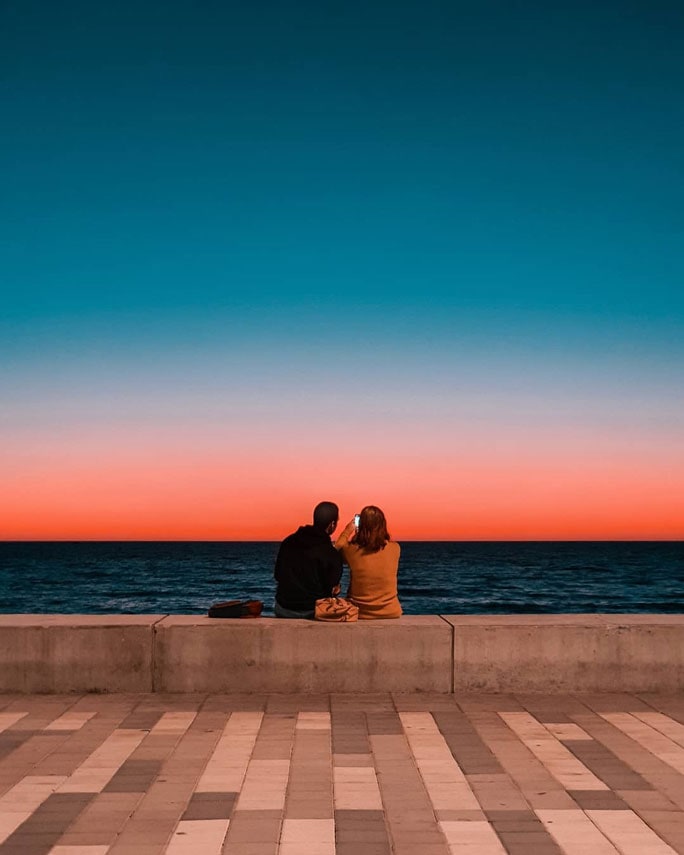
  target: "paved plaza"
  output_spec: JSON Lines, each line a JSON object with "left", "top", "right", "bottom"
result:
{"left": 0, "top": 691, "right": 683, "bottom": 854}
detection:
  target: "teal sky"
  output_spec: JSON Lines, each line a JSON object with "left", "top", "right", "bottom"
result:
{"left": 2, "top": 0, "right": 683, "bottom": 538}
{"left": 3, "top": 0, "right": 684, "bottom": 327}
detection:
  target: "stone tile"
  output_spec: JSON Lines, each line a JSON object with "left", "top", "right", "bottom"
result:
{"left": 333, "top": 753, "right": 374, "bottom": 766}
{"left": 0, "top": 792, "right": 93, "bottom": 853}
{"left": 330, "top": 694, "right": 395, "bottom": 712}
{"left": 617, "top": 789, "right": 680, "bottom": 812}
{"left": 57, "top": 792, "right": 142, "bottom": 844}
{"left": 567, "top": 789, "right": 629, "bottom": 810}
{"left": 51, "top": 847, "right": 110, "bottom": 855}
{"left": 58, "top": 729, "right": 147, "bottom": 794}
{"left": 588, "top": 808, "right": 680, "bottom": 853}
{"left": 435, "top": 809, "right": 486, "bottom": 821}
{"left": 516, "top": 694, "right": 594, "bottom": 720}
{"left": 4, "top": 692, "right": 684, "bottom": 855}
{"left": 392, "top": 845, "right": 450, "bottom": 855}
{"left": 222, "top": 844, "right": 277, "bottom": 855}
{"left": 103, "top": 759, "right": 162, "bottom": 793}
{"left": 279, "top": 818, "right": 335, "bottom": 855}
{"left": 497, "top": 830, "right": 565, "bottom": 855}
{"left": 493, "top": 818, "right": 546, "bottom": 833}
{"left": 500, "top": 712, "right": 609, "bottom": 791}
{"left": 455, "top": 694, "right": 525, "bottom": 713}
{"left": 601, "top": 711, "right": 684, "bottom": 775}
{"left": 577, "top": 693, "right": 653, "bottom": 713}
{"left": 486, "top": 809, "right": 540, "bottom": 823}
{"left": 439, "top": 820, "right": 506, "bottom": 853}
{"left": 544, "top": 723, "right": 593, "bottom": 740}
{"left": 166, "top": 818, "right": 230, "bottom": 854}
{"left": 460, "top": 710, "right": 577, "bottom": 810}
{"left": 392, "top": 694, "right": 459, "bottom": 712}
{"left": 266, "top": 695, "right": 330, "bottom": 714}
{"left": 433, "top": 710, "right": 506, "bottom": 775}
{"left": 201, "top": 694, "right": 267, "bottom": 713}
{"left": 571, "top": 711, "right": 684, "bottom": 809}
{"left": 469, "top": 779, "right": 530, "bottom": 812}
{"left": 336, "top": 845, "right": 390, "bottom": 855}
{"left": 537, "top": 809, "right": 620, "bottom": 855}
{"left": 0, "top": 731, "right": 39, "bottom": 762}
{"left": 117, "top": 710, "right": 164, "bottom": 731}
{"left": 182, "top": 792, "right": 237, "bottom": 820}
{"left": 282, "top": 800, "right": 333, "bottom": 819}
{"left": 104, "top": 845, "right": 164, "bottom": 855}
{"left": 196, "top": 711, "right": 262, "bottom": 793}
{"left": 222, "top": 810, "right": 282, "bottom": 843}
{"left": 636, "top": 811, "right": 684, "bottom": 852}
{"left": 563, "top": 737, "right": 653, "bottom": 790}
{"left": 366, "top": 712, "right": 403, "bottom": 735}
{"left": 638, "top": 695, "right": 684, "bottom": 725}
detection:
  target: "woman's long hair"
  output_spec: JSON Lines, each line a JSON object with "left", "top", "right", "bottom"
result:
{"left": 355, "top": 506, "right": 390, "bottom": 554}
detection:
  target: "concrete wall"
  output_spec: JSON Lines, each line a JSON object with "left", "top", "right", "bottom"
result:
{"left": 446, "top": 614, "right": 684, "bottom": 693}
{"left": 0, "top": 614, "right": 682, "bottom": 693}
{"left": 154, "top": 616, "right": 452, "bottom": 693}
{"left": 0, "top": 615, "right": 162, "bottom": 693}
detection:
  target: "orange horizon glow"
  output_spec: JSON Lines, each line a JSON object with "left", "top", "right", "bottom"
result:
{"left": 3, "top": 422, "right": 683, "bottom": 541}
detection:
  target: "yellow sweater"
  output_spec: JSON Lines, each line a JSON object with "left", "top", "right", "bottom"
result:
{"left": 339, "top": 540, "right": 402, "bottom": 619}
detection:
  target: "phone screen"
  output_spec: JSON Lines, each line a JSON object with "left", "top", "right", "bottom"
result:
{"left": 354, "top": 514, "right": 360, "bottom": 528}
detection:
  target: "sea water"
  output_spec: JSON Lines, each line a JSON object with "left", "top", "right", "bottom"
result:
{"left": 1, "top": 541, "right": 682, "bottom": 615}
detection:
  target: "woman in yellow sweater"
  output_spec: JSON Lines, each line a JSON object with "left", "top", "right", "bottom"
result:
{"left": 336, "top": 506, "right": 402, "bottom": 619}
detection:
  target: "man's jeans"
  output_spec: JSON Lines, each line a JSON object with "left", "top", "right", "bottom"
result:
{"left": 274, "top": 601, "right": 315, "bottom": 620}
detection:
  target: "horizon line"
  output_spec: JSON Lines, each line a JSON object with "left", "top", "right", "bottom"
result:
{"left": 2, "top": 538, "right": 682, "bottom": 544}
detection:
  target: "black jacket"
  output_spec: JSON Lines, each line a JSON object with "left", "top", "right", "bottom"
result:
{"left": 274, "top": 525, "right": 343, "bottom": 611}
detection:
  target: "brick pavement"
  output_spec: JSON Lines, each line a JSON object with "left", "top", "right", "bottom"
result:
{"left": 0, "top": 692, "right": 683, "bottom": 853}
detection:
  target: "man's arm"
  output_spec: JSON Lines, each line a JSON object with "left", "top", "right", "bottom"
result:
{"left": 327, "top": 550, "right": 343, "bottom": 592}
{"left": 274, "top": 543, "right": 285, "bottom": 581}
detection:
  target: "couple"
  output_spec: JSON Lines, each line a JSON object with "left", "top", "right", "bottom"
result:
{"left": 274, "top": 501, "right": 402, "bottom": 620}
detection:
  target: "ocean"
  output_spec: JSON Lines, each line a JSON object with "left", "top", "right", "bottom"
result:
{"left": 0, "top": 541, "right": 682, "bottom": 615}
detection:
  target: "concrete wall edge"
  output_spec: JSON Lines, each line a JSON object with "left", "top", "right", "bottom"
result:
{"left": 1, "top": 614, "right": 683, "bottom": 693}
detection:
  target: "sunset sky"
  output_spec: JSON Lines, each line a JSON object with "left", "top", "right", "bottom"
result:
{"left": 2, "top": 0, "right": 683, "bottom": 539}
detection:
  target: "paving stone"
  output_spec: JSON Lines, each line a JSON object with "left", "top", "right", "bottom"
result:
{"left": 182, "top": 792, "right": 237, "bottom": 820}
{"left": 0, "top": 792, "right": 93, "bottom": 854}
{"left": 567, "top": 788, "right": 630, "bottom": 810}
{"left": 433, "top": 710, "right": 506, "bottom": 775}
{"left": 497, "top": 829, "right": 565, "bottom": 854}
{"left": 618, "top": 789, "right": 680, "bottom": 811}
{"left": 365, "top": 712, "right": 403, "bottom": 735}
{"left": 3, "top": 692, "right": 684, "bottom": 854}
{"left": 636, "top": 810, "right": 684, "bottom": 851}
{"left": 563, "top": 736, "right": 653, "bottom": 789}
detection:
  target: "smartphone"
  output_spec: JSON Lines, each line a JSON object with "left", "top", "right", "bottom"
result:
{"left": 354, "top": 514, "right": 360, "bottom": 529}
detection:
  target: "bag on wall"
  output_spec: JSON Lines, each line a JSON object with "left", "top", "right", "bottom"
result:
{"left": 207, "top": 600, "right": 263, "bottom": 618}
{"left": 314, "top": 596, "right": 359, "bottom": 622}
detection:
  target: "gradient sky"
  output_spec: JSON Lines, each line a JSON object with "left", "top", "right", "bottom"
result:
{"left": 2, "top": 0, "right": 683, "bottom": 539}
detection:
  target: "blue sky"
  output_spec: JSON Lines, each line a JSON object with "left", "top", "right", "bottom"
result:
{"left": 2, "top": 0, "right": 683, "bottom": 537}
{"left": 4, "top": 0, "right": 683, "bottom": 325}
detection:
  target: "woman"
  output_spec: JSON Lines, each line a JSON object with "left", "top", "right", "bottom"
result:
{"left": 336, "top": 505, "right": 402, "bottom": 619}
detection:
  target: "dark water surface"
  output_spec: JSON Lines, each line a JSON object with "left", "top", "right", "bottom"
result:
{"left": 0, "top": 541, "right": 682, "bottom": 615}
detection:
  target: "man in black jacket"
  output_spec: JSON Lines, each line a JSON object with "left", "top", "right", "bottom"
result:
{"left": 273, "top": 501, "right": 343, "bottom": 619}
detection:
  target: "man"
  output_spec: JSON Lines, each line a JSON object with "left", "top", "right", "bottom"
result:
{"left": 274, "top": 501, "right": 343, "bottom": 619}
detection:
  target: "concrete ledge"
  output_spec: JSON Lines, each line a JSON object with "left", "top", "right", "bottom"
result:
{"left": 1, "top": 614, "right": 683, "bottom": 693}
{"left": 153, "top": 615, "right": 452, "bottom": 693}
{"left": 446, "top": 614, "right": 684, "bottom": 692}
{"left": 0, "top": 615, "right": 161, "bottom": 693}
